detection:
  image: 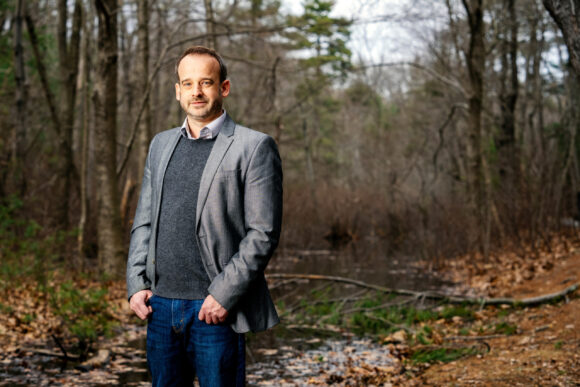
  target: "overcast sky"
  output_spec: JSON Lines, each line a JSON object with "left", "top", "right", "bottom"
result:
{"left": 281, "top": 0, "right": 448, "bottom": 64}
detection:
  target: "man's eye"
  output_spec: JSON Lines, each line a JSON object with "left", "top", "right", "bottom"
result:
{"left": 202, "top": 81, "right": 212, "bottom": 86}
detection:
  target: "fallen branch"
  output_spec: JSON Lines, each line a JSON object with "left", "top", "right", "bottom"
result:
{"left": 51, "top": 334, "right": 69, "bottom": 361}
{"left": 285, "top": 324, "right": 351, "bottom": 335}
{"left": 444, "top": 334, "right": 509, "bottom": 341}
{"left": 23, "top": 348, "right": 80, "bottom": 360}
{"left": 266, "top": 273, "right": 579, "bottom": 306}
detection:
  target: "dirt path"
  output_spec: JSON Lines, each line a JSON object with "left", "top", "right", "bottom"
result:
{"left": 412, "top": 239, "right": 580, "bottom": 386}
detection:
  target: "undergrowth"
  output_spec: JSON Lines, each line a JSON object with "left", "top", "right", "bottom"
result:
{"left": 0, "top": 196, "right": 115, "bottom": 352}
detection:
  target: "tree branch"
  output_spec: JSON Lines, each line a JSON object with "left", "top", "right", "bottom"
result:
{"left": 24, "top": 13, "right": 61, "bottom": 135}
{"left": 356, "top": 61, "right": 467, "bottom": 97}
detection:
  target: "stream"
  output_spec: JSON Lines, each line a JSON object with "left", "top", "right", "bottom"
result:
{"left": 0, "top": 242, "right": 451, "bottom": 386}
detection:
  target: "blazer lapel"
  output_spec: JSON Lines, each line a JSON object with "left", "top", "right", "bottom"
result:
{"left": 196, "top": 115, "right": 235, "bottom": 231}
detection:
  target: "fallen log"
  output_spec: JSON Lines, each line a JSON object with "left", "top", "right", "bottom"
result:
{"left": 266, "top": 273, "right": 579, "bottom": 306}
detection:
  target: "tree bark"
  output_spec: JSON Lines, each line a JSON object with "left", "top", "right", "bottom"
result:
{"left": 204, "top": 0, "right": 217, "bottom": 49}
{"left": 497, "top": 0, "right": 519, "bottom": 184}
{"left": 94, "top": 0, "right": 124, "bottom": 277}
{"left": 543, "top": 0, "right": 580, "bottom": 78}
{"left": 11, "top": 0, "right": 27, "bottom": 196}
{"left": 54, "top": 0, "right": 82, "bottom": 228}
{"left": 78, "top": 8, "right": 92, "bottom": 263}
{"left": 461, "top": 0, "right": 489, "bottom": 254}
{"left": 136, "top": 0, "right": 151, "bottom": 183}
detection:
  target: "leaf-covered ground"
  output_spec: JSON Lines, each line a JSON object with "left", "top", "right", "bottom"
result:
{"left": 0, "top": 233, "right": 579, "bottom": 386}
{"left": 408, "top": 233, "right": 580, "bottom": 386}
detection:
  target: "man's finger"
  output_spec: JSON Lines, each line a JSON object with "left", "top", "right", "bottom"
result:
{"left": 136, "top": 303, "right": 149, "bottom": 320}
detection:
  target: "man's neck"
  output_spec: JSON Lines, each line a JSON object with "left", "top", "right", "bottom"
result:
{"left": 186, "top": 113, "right": 222, "bottom": 139}
{"left": 186, "top": 118, "right": 207, "bottom": 139}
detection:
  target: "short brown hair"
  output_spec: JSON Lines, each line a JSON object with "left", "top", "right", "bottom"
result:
{"left": 175, "top": 46, "right": 228, "bottom": 83}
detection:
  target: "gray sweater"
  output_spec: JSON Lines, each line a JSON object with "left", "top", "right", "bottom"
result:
{"left": 154, "top": 135, "right": 216, "bottom": 299}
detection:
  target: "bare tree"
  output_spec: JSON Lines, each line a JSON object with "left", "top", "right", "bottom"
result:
{"left": 543, "top": 0, "right": 580, "bottom": 77}
{"left": 204, "top": 0, "right": 217, "bottom": 49}
{"left": 497, "top": 0, "right": 519, "bottom": 183}
{"left": 461, "top": 0, "right": 492, "bottom": 255}
{"left": 55, "top": 0, "right": 82, "bottom": 227}
{"left": 135, "top": 0, "right": 151, "bottom": 182}
{"left": 94, "top": 0, "right": 124, "bottom": 276}
{"left": 11, "top": 0, "right": 27, "bottom": 196}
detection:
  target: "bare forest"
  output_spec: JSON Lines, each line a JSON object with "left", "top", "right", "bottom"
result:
{"left": 2, "top": 0, "right": 580, "bottom": 385}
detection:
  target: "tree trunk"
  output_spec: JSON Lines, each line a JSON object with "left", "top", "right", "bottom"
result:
{"left": 543, "top": 0, "right": 580, "bottom": 78}
{"left": 94, "top": 0, "right": 124, "bottom": 277}
{"left": 54, "top": 0, "right": 82, "bottom": 228}
{"left": 497, "top": 0, "right": 519, "bottom": 184}
{"left": 78, "top": 8, "right": 92, "bottom": 263}
{"left": 119, "top": 6, "right": 133, "bottom": 144}
{"left": 136, "top": 0, "right": 151, "bottom": 183}
{"left": 461, "top": 0, "right": 488, "bottom": 253}
{"left": 11, "top": 0, "right": 27, "bottom": 197}
{"left": 204, "top": 0, "right": 217, "bottom": 49}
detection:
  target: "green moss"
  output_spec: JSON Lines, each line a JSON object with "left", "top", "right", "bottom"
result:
{"left": 440, "top": 306, "right": 474, "bottom": 321}
{"left": 494, "top": 321, "right": 517, "bottom": 335}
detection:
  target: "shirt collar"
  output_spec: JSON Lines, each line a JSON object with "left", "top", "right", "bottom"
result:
{"left": 180, "top": 110, "right": 226, "bottom": 140}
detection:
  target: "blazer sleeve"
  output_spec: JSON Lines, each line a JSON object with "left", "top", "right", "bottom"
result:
{"left": 126, "top": 137, "right": 156, "bottom": 300}
{"left": 208, "top": 135, "right": 283, "bottom": 311}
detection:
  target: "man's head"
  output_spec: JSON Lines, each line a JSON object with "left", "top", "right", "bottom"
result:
{"left": 175, "top": 46, "right": 228, "bottom": 83}
{"left": 175, "top": 46, "right": 230, "bottom": 132}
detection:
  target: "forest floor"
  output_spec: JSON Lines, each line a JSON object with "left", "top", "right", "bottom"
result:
{"left": 408, "top": 234, "right": 580, "bottom": 386}
{"left": 0, "top": 233, "right": 579, "bottom": 386}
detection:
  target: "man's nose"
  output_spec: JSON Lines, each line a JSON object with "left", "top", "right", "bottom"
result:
{"left": 192, "top": 84, "right": 203, "bottom": 96}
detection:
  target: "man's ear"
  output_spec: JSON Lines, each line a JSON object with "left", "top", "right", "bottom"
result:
{"left": 220, "top": 80, "right": 230, "bottom": 98}
{"left": 175, "top": 83, "right": 180, "bottom": 101}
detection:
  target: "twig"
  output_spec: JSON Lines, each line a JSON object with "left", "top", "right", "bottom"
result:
{"left": 444, "top": 334, "right": 509, "bottom": 341}
{"left": 24, "top": 347, "right": 80, "bottom": 360}
{"left": 285, "top": 324, "right": 349, "bottom": 335}
{"left": 51, "top": 334, "right": 70, "bottom": 361}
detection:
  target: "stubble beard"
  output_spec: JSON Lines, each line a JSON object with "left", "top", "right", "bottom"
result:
{"left": 184, "top": 98, "right": 223, "bottom": 122}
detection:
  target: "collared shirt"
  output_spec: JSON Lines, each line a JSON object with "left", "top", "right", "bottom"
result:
{"left": 180, "top": 110, "right": 226, "bottom": 140}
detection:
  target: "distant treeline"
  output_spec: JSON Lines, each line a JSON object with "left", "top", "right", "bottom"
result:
{"left": 1, "top": 0, "right": 580, "bottom": 276}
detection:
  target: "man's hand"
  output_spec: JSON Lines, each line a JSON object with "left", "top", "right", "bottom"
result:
{"left": 129, "top": 289, "right": 153, "bottom": 320}
{"left": 198, "top": 294, "right": 228, "bottom": 324}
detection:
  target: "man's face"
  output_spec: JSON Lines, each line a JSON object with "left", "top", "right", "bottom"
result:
{"left": 175, "top": 54, "right": 230, "bottom": 127}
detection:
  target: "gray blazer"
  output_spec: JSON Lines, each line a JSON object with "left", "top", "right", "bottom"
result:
{"left": 126, "top": 115, "right": 282, "bottom": 333}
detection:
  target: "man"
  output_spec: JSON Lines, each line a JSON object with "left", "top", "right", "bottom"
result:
{"left": 126, "top": 46, "right": 282, "bottom": 386}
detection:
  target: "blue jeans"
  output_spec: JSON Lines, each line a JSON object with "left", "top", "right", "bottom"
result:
{"left": 146, "top": 296, "right": 245, "bottom": 387}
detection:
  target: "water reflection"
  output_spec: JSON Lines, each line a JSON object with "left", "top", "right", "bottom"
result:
{"left": 269, "top": 241, "right": 449, "bottom": 295}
